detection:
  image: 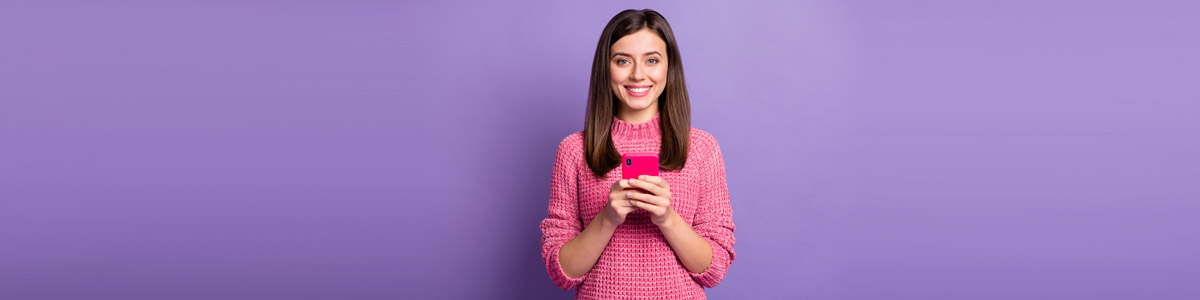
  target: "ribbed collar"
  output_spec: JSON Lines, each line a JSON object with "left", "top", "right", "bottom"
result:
{"left": 611, "top": 114, "right": 661, "bottom": 142}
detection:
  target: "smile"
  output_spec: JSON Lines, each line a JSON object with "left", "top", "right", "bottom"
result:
{"left": 625, "top": 85, "right": 652, "bottom": 97}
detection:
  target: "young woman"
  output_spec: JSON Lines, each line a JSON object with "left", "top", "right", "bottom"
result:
{"left": 540, "top": 9, "right": 735, "bottom": 299}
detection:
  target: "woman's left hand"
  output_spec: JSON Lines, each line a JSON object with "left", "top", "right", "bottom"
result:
{"left": 626, "top": 175, "right": 676, "bottom": 226}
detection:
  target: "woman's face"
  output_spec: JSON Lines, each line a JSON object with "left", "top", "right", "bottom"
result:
{"left": 609, "top": 28, "right": 668, "bottom": 114}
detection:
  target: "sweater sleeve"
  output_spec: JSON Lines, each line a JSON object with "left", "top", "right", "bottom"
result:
{"left": 539, "top": 134, "right": 587, "bottom": 290}
{"left": 689, "top": 135, "right": 736, "bottom": 288}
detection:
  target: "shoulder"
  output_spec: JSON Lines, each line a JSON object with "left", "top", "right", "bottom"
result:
{"left": 686, "top": 128, "right": 728, "bottom": 178}
{"left": 689, "top": 127, "right": 721, "bottom": 153}
{"left": 558, "top": 131, "right": 584, "bottom": 150}
{"left": 555, "top": 131, "right": 585, "bottom": 159}
{"left": 687, "top": 127, "right": 724, "bottom": 168}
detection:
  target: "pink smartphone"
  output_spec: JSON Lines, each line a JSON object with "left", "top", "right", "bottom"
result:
{"left": 622, "top": 153, "right": 659, "bottom": 180}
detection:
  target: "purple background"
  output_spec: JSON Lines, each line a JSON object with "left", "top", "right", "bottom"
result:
{"left": 2, "top": 1, "right": 1197, "bottom": 299}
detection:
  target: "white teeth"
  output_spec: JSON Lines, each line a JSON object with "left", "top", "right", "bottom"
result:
{"left": 629, "top": 87, "right": 649, "bottom": 93}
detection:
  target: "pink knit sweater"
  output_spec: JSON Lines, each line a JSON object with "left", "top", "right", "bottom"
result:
{"left": 540, "top": 114, "right": 736, "bottom": 299}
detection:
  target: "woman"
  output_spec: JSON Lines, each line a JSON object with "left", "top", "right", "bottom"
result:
{"left": 540, "top": 9, "right": 735, "bottom": 299}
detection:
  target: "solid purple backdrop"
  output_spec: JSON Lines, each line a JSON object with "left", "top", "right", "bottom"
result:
{"left": 2, "top": 1, "right": 1197, "bottom": 299}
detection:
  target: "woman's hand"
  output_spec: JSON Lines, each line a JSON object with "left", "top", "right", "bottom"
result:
{"left": 602, "top": 179, "right": 640, "bottom": 226}
{"left": 626, "top": 175, "right": 676, "bottom": 226}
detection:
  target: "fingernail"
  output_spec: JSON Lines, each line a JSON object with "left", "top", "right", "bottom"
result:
{"left": 629, "top": 179, "right": 636, "bottom": 184}
{"left": 626, "top": 192, "right": 632, "bottom": 198}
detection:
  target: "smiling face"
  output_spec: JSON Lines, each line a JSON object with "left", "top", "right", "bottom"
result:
{"left": 609, "top": 28, "right": 668, "bottom": 118}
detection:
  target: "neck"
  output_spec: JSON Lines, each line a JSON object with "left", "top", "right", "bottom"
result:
{"left": 617, "top": 104, "right": 659, "bottom": 124}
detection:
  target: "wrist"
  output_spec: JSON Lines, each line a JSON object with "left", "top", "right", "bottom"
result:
{"left": 656, "top": 209, "right": 684, "bottom": 230}
{"left": 596, "top": 210, "right": 619, "bottom": 231}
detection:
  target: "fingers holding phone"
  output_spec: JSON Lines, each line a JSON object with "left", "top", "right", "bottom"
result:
{"left": 602, "top": 153, "right": 662, "bottom": 226}
{"left": 604, "top": 179, "right": 639, "bottom": 226}
{"left": 619, "top": 153, "right": 675, "bottom": 225}
{"left": 627, "top": 175, "right": 673, "bottom": 225}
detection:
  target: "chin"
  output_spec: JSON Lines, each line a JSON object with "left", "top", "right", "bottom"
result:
{"left": 622, "top": 98, "right": 657, "bottom": 111}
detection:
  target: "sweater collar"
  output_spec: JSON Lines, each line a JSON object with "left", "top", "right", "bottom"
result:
{"left": 611, "top": 114, "right": 661, "bottom": 141}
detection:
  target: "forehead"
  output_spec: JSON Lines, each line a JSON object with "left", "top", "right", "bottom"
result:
{"left": 611, "top": 29, "right": 666, "bottom": 55}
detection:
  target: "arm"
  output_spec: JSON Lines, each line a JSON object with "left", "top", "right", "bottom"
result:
{"left": 557, "top": 210, "right": 618, "bottom": 278}
{"left": 627, "top": 134, "right": 736, "bottom": 287}
{"left": 657, "top": 209, "right": 714, "bottom": 274}
{"left": 687, "top": 139, "right": 736, "bottom": 287}
{"left": 540, "top": 135, "right": 641, "bottom": 289}
{"left": 626, "top": 176, "right": 718, "bottom": 275}
{"left": 539, "top": 137, "right": 589, "bottom": 290}
{"left": 558, "top": 177, "right": 644, "bottom": 279}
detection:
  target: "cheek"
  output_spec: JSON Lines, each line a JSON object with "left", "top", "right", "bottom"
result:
{"left": 650, "top": 67, "right": 668, "bottom": 83}
{"left": 609, "top": 66, "right": 626, "bottom": 84}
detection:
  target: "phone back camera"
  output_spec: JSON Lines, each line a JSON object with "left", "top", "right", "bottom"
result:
{"left": 626, "top": 159, "right": 631, "bottom": 166}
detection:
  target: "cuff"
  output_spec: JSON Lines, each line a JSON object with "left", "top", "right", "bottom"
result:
{"left": 689, "top": 237, "right": 732, "bottom": 288}
{"left": 546, "top": 242, "right": 586, "bottom": 290}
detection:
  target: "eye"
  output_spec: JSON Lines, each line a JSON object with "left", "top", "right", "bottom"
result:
{"left": 615, "top": 59, "right": 629, "bottom": 65}
{"left": 647, "top": 58, "right": 659, "bottom": 64}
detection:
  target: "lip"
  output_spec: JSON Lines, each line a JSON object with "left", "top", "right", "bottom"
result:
{"left": 624, "top": 85, "right": 652, "bottom": 98}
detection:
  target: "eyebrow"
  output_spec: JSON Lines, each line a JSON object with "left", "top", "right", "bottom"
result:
{"left": 612, "top": 51, "right": 662, "bottom": 58}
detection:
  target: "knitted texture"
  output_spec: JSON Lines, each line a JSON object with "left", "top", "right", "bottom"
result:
{"left": 540, "top": 114, "right": 736, "bottom": 299}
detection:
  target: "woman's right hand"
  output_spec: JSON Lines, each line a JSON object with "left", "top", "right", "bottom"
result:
{"left": 602, "top": 179, "right": 638, "bottom": 226}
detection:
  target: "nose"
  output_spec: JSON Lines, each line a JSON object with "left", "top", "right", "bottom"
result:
{"left": 629, "top": 61, "right": 647, "bottom": 81}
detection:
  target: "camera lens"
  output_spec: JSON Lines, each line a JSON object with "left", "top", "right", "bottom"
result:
{"left": 626, "top": 159, "right": 631, "bottom": 165}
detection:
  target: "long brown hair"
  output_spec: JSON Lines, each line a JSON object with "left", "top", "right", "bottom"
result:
{"left": 584, "top": 9, "right": 691, "bottom": 178}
